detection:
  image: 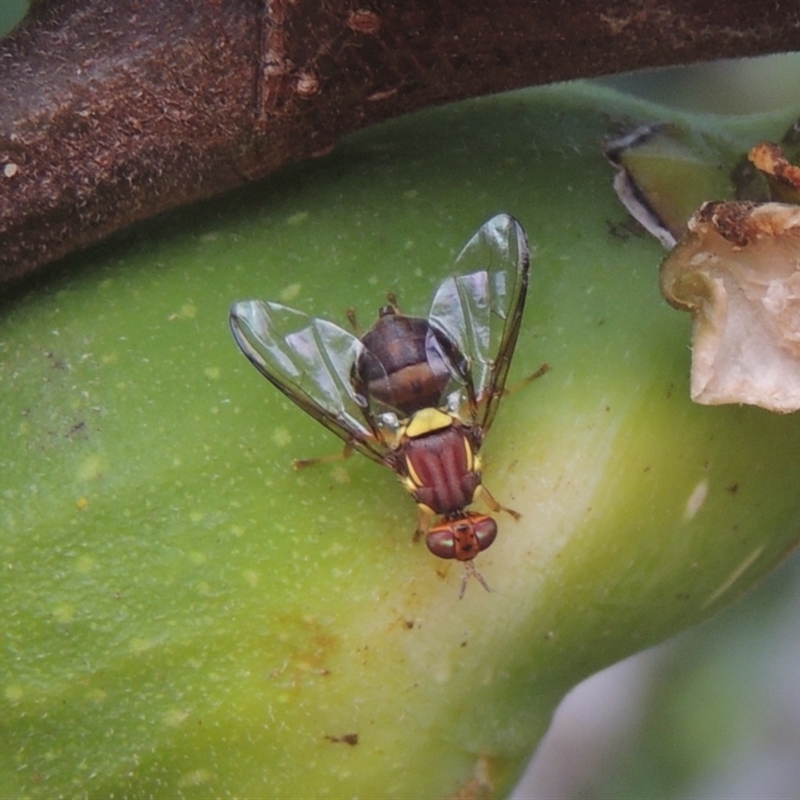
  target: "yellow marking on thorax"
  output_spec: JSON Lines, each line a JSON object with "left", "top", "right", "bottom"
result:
{"left": 404, "top": 460, "right": 423, "bottom": 490}
{"left": 463, "top": 435, "right": 474, "bottom": 472}
{"left": 404, "top": 407, "right": 453, "bottom": 439}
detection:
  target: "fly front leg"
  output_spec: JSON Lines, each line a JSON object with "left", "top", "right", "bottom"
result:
{"left": 414, "top": 505, "right": 434, "bottom": 542}
{"left": 478, "top": 484, "right": 521, "bottom": 520}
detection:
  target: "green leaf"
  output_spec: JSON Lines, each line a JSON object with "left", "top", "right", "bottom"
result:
{"left": 3, "top": 82, "right": 800, "bottom": 798}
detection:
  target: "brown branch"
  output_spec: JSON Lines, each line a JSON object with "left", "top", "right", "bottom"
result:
{"left": 1, "top": 0, "right": 799, "bottom": 284}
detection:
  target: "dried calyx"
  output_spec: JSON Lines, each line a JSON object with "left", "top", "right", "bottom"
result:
{"left": 606, "top": 116, "right": 800, "bottom": 413}
{"left": 660, "top": 199, "right": 800, "bottom": 412}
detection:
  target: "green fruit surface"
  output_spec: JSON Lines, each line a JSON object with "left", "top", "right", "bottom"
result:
{"left": 2, "top": 82, "right": 800, "bottom": 798}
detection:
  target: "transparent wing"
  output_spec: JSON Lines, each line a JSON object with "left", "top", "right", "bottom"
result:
{"left": 229, "top": 300, "right": 389, "bottom": 464}
{"left": 427, "top": 213, "right": 530, "bottom": 431}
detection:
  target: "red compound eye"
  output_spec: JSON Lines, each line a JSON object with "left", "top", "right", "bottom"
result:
{"left": 426, "top": 526, "right": 457, "bottom": 559}
{"left": 473, "top": 515, "right": 498, "bottom": 553}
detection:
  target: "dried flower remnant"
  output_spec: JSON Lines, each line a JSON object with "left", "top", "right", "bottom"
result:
{"left": 660, "top": 201, "right": 800, "bottom": 412}
{"left": 748, "top": 142, "right": 800, "bottom": 204}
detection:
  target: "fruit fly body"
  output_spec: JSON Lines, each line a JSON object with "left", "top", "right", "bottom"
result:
{"left": 230, "top": 213, "right": 531, "bottom": 596}
{"left": 352, "top": 301, "right": 456, "bottom": 417}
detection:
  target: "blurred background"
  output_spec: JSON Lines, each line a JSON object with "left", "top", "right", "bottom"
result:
{"left": 517, "top": 555, "right": 800, "bottom": 799}
{"left": 4, "top": 3, "right": 800, "bottom": 797}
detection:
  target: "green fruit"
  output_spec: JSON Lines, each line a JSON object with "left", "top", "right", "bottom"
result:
{"left": 2, "top": 82, "right": 800, "bottom": 798}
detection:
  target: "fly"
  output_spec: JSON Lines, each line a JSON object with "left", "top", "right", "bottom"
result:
{"left": 230, "top": 213, "right": 534, "bottom": 596}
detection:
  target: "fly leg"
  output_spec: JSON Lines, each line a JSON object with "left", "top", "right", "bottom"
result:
{"left": 473, "top": 361, "right": 551, "bottom": 416}
{"left": 479, "top": 484, "right": 521, "bottom": 520}
{"left": 346, "top": 291, "right": 400, "bottom": 335}
{"left": 459, "top": 363, "right": 551, "bottom": 428}
{"left": 293, "top": 441, "right": 354, "bottom": 470}
{"left": 504, "top": 361, "right": 551, "bottom": 395}
{"left": 345, "top": 308, "right": 362, "bottom": 336}
{"left": 413, "top": 506, "right": 433, "bottom": 542}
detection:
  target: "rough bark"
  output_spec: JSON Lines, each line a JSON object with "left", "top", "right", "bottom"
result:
{"left": 1, "top": 0, "right": 799, "bottom": 284}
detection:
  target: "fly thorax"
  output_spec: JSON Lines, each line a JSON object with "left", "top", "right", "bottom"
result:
{"left": 401, "top": 418, "right": 481, "bottom": 516}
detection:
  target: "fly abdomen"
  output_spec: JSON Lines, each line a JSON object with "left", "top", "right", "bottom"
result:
{"left": 357, "top": 312, "right": 451, "bottom": 416}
